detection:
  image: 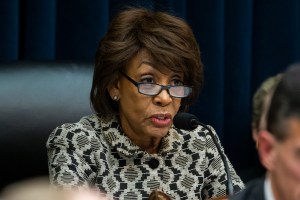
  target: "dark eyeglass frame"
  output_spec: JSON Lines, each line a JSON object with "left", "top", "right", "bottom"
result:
{"left": 119, "top": 71, "right": 192, "bottom": 98}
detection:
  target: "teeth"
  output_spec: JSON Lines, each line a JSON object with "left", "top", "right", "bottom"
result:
{"left": 157, "top": 116, "right": 165, "bottom": 120}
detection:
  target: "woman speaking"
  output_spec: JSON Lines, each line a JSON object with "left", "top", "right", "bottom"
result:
{"left": 47, "top": 7, "right": 244, "bottom": 199}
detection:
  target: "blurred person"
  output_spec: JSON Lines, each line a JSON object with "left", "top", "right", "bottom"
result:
{"left": 57, "top": 189, "right": 110, "bottom": 200}
{"left": 239, "top": 74, "right": 283, "bottom": 182}
{"left": 0, "top": 176, "right": 53, "bottom": 200}
{"left": 47, "top": 7, "right": 244, "bottom": 199}
{"left": 252, "top": 74, "right": 282, "bottom": 146}
{"left": 230, "top": 64, "right": 300, "bottom": 200}
{"left": 0, "top": 177, "right": 109, "bottom": 200}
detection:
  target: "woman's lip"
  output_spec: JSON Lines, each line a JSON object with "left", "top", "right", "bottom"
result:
{"left": 151, "top": 113, "right": 172, "bottom": 119}
{"left": 150, "top": 114, "right": 172, "bottom": 127}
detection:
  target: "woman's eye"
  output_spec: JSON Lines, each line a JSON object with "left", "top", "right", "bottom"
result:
{"left": 171, "top": 79, "right": 184, "bottom": 86}
{"left": 140, "top": 77, "right": 154, "bottom": 84}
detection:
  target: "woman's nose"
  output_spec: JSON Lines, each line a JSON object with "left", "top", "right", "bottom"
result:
{"left": 153, "top": 89, "right": 172, "bottom": 106}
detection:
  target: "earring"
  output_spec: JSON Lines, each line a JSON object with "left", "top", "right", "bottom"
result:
{"left": 113, "top": 95, "right": 119, "bottom": 101}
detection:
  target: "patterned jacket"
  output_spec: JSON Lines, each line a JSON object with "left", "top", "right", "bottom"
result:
{"left": 47, "top": 115, "right": 244, "bottom": 199}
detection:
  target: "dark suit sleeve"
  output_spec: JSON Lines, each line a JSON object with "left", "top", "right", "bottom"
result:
{"left": 229, "top": 178, "right": 265, "bottom": 200}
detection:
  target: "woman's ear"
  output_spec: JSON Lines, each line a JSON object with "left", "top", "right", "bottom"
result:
{"left": 257, "top": 130, "right": 277, "bottom": 171}
{"left": 107, "top": 79, "right": 120, "bottom": 100}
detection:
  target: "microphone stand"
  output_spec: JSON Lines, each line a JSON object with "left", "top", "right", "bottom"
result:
{"left": 191, "top": 119, "right": 234, "bottom": 197}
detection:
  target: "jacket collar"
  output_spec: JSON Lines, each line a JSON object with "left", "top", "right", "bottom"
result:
{"left": 99, "top": 115, "right": 183, "bottom": 157}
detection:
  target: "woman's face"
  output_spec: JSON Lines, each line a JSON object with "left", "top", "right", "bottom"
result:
{"left": 110, "top": 51, "right": 182, "bottom": 149}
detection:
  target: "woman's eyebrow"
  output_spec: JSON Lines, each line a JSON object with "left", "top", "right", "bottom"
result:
{"left": 137, "top": 60, "right": 156, "bottom": 68}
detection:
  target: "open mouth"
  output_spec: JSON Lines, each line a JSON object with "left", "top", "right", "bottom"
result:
{"left": 151, "top": 114, "right": 172, "bottom": 127}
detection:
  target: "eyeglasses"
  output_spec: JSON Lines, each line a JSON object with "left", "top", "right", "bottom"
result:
{"left": 120, "top": 71, "right": 192, "bottom": 98}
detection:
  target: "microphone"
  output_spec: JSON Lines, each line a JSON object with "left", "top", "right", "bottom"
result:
{"left": 173, "top": 112, "right": 199, "bottom": 130}
{"left": 173, "top": 112, "right": 234, "bottom": 196}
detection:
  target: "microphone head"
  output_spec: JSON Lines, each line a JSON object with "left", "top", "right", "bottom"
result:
{"left": 173, "top": 112, "right": 199, "bottom": 130}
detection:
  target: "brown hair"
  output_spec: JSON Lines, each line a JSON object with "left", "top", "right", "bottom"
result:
{"left": 90, "top": 7, "right": 203, "bottom": 116}
{"left": 252, "top": 73, "right": 282, "bottom": 131}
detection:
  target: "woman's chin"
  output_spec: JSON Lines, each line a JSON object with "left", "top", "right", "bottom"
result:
{"left": 148, "top": 127, "right": 170, "bottom": 138}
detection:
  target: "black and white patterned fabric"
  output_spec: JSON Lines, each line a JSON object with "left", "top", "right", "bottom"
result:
{"left": 47, "top": 115, "right": 244, "bottom": 199}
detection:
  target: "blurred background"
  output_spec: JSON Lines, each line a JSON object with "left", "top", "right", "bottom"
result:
{"left": 1, "top": 0, "right": 300, "bottom": 191}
